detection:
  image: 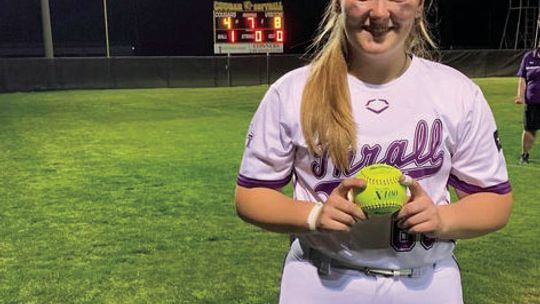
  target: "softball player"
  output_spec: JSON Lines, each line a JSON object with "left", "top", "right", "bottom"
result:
{"left": 235, "top": 1, "right": 513, "bottom": 303}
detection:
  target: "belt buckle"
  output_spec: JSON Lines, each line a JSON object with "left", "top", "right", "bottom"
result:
{"left": 364, "top": 267, "right": 392, "bottom": 277}
{"left": 368, "top": 268, "right": 413, "bottom": 278}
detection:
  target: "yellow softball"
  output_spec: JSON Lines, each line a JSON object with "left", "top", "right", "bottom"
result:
{"left": 352, "top": 164, "right": 408, "bottom": 216}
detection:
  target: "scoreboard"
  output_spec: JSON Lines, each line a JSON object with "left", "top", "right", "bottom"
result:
{"left": 213, "top": 1, "right": 285, "bottom": 54}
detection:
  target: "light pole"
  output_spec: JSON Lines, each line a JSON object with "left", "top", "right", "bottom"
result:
{"left": 40, "top": 0, "right": 54, "bottom": 58}
{"left": 103, "top": 0, "right": 111, "bottom": 58}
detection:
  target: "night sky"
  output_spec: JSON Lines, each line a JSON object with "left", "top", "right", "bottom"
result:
{"left": 0, "top": 0, "right": 514, "bottom": 57}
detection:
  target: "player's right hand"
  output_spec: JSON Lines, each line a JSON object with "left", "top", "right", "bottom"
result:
{"left": 514, "top": 96, "right": 524, "bottom": 104}
{"left": 316, "top": 178, "right": 367, "bottom": 232}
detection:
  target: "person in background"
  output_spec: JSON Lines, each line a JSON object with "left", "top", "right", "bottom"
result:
{"left": 516, "top": 46, "right": 540, "bottom": 164}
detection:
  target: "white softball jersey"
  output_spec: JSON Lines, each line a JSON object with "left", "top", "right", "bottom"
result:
{"left": 237, "top": 56, "right": 511, "bottom": 270}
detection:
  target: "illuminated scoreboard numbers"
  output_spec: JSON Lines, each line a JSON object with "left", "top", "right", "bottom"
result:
{"left": 277, "top": 30, "right": 283, "bottom": 42}
{"left": 213, "top": 10, "right": 285, "bottom": 54}
{"left": 223, "top": 17, "right": 233, "bottom": 29}
{"left": 215, "top": 12, "right": 284, "bottom": 43}
{"left": 216, "top": 30, "right": 236, "bottom": 43}
{"left": 274, "top": 16, "right": 282, "bottom": 29}
{"left": 247, "top": 17, "right": 256, "bottom": 29}
{"left": 269, "top": 30, "right": 284, "bottom": 42}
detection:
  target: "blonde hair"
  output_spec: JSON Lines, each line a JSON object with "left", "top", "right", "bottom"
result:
{"left": 301, "top": 0, "right": 437, "bottom": 172}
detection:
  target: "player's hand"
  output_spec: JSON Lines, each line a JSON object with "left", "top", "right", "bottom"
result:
{"left": 514, "top": 96, "right": 524, "bottom": 104}
{"left": 317, "top": 178, "right": 367, "bottom": 232}
{"left": 395, "top": 178, "right": 445, "bottom": 238}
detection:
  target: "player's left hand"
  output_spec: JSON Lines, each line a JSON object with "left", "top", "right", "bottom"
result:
{"left": 395, "top": 177, "right": 445, "bottom": 238}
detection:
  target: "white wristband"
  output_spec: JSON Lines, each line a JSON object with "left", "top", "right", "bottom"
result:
{"left": 307, "top": 201, "right": 324, "bottom": 231}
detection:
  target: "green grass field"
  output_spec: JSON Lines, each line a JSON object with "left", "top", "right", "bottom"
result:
{"left": 0, "top": 78, "right": 538, "bottom": 303}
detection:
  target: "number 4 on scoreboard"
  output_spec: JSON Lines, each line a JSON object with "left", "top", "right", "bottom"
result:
{"left": 223, "top": 17, "right": 233, "bottom": 29}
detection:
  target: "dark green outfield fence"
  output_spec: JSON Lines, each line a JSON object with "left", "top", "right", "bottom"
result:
{"left": 440, "top": 49, "right": 526, "bottom": 79}
{"left": 0, "top": 49, "right": 527, "bottom": 93}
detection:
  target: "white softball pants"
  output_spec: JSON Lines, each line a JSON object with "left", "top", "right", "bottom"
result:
{"left": 279, "top": 242, "right": 463, "bottom": 304}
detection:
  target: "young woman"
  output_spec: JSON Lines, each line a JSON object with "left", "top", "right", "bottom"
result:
{"left": 235, "top": 0, "right": 513, "bottom": 303}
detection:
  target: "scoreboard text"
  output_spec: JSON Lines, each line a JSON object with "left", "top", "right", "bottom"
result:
{"left": 213, "top": 1, "right": 284, "bottom": 54}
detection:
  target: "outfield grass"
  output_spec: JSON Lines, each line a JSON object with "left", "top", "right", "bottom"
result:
{"left": 0, "top": 78, "right": 538, "bottom": 303}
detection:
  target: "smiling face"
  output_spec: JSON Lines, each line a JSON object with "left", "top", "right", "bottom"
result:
{"left": 341, "top": 0, "right": 423, "bottom": 59}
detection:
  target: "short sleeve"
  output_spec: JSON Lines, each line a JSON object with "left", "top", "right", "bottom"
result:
{"left": 448, "top": 85, "right": 512, "bottom": 194}
{"left": 236, "top": 86, "right": 294, "bottom": 189}
{"left": 517, "top": 53, "right": 527, "bottom": 78}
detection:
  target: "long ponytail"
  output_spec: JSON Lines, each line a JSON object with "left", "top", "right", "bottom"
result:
{"left": 301, "top": 0, "right": 436, "bottom": 172}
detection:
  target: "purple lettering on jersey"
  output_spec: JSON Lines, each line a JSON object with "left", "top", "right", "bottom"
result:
{"left": 313, "top": 119, "right": 444, "bottom": 198}
{"left": 339, "top": 145, "right": 382, "bottom": 177}
{"left": 333, "top": 150, "right": 357, "bottom": 178}
{"left": 383, "top": 140, "right": 409, "bottom": 166}
{"left": 311, "top": 152, "right": 328, "bottom": 179}
{"left": 389, "top": 119, "right": 444, "bottom": 179}
{"left": 312, "top": 180, "right": 341, "bottom": 199}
